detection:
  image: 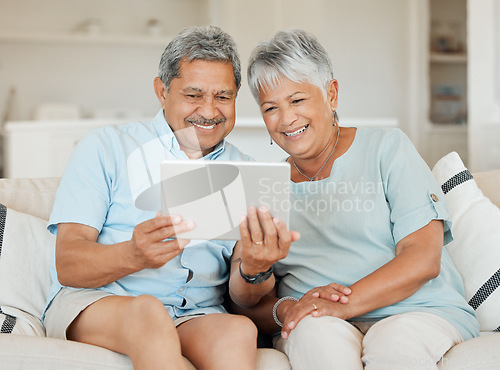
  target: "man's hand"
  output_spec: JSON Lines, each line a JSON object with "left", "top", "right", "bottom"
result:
{"left": 127, "top": 213, "right": 195, "bottom": 270}
{"left": 56, "top": 213, "right": 194, "bottom": 289}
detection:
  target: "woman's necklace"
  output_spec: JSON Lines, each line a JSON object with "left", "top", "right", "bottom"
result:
{"left": 292, "top": 126, "right": 340, "bottom": 181}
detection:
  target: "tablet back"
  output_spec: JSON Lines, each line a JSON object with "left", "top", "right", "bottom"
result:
{"left": 161, "top": 160, "right": 290, "bottom": 240}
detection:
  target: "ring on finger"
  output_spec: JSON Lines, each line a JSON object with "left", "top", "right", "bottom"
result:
{"left": 254, "top": 240, "right": 264, "bottom": 245}
{"left": 312, "top": 303, "right": 318, "bottom": 310}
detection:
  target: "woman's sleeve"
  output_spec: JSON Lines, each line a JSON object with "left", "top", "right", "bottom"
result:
{"left": 380, "top": 129, "right": 452, "bottom": 245}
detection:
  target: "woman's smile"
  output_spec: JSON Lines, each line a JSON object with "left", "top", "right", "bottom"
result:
{"left": 283, "top": 124, "right": 310, "bottom": 137}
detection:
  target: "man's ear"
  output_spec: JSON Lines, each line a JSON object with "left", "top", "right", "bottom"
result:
{"left": 153, "top": 77, "right": 168, "bottom": 105}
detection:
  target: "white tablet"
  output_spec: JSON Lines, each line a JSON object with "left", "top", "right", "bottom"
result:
{"left": 161, "top": 160, "right": 290, "bottom": 240}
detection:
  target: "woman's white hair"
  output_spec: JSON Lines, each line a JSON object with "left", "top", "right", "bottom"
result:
{"left": 247, "top": 29, "right": 335, "bottom": 103}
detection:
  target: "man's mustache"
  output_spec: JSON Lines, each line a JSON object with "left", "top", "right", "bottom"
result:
{"left": 186, "top": 116, "right": 226, "bottom": 125}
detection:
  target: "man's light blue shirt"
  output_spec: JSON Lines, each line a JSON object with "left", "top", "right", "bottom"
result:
{"left": 274, "top": 128, "right": 479, "bottom": 341}
{"left": 45, "top": 110, "right": 252, "bottom": 321}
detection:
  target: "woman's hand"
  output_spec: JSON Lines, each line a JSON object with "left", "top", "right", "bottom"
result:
{"left": 307, "top": 282, "right": 352, "bottom": 304}
{"left": 238, "top": 206, "right": 300, "bottom": 276}
{"left": 229, "top": 207, "right": 299, "bottom": 308}
{"left": 280, "top": 294, "right": 351, "bottom": 339}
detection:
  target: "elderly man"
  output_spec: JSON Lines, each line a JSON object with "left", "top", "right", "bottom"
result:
{"left": 43, "top": 26, "right": 297, "bottom": 370}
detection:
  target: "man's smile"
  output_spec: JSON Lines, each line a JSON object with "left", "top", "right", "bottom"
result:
{"left": 186, "top": 117, "right": 226, "bottom": 130}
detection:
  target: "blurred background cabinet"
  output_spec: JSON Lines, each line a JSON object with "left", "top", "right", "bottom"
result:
{"left": 422, "top": 0, "right": 500, "bottom": 171}
{"left": 422, "top": 0, "right": 469, "bottom": 167}
{"left": 3, "top": 117, "right": 396, "bottom": 178}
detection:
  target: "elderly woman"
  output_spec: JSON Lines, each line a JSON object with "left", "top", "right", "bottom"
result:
{"left": 239, "top": 29, "right": 479, "bottom": 369}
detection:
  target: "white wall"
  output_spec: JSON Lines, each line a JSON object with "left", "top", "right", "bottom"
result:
{"left": 0, "top": 0, "right": 419, "bottom": 173}
{"left": 0, "top": 42, "right": 163, "bottom": 119}
{"left": 0, "top": 0, "right": 207, "bottom": 35}
{"left": 213, "top": 0, "right": 412, "bottom": 135}
{"left": 467, "top": 0, "right": 500, "bottom": 171}
{"left": 0, "top": 0, "right": 423, "bottom": 174}
{"left": 1, "top": 0, "right": 412, "bottom": 126}
{"left": 0, "top": 0, "right": 209, "bottom": 121}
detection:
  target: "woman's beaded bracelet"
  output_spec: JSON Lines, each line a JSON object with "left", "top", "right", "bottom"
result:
{"left": 272, "top": 296, "right": 299, "bottom": 327}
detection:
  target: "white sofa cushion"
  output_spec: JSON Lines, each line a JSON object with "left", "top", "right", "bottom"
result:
{"left": 438, "top": 333, "right": 500, "bottom": 369}
{"left": 432, "top": 152, "right": 500, "bottom": 332}
{"left": 0, "top": 204, "right": 55, "bottom": 335}
{"left": 0, "top": 308, "right": 44, "bottom": 336}
{"left": 0, "top": 334, "right": 293, "bottom": 370}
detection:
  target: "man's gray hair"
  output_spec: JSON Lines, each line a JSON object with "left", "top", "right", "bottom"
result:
{"left": 159, "top": 26, "right": 241, "bottom": 91}
{"left": 247, "top": 29, "right": 334, "bottom": 102}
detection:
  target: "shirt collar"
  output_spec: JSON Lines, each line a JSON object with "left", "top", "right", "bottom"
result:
{"left": 152, "top": 109, "right": 227, "bottom": 160}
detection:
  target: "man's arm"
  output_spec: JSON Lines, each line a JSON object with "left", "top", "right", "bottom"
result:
{"left": 56, "top": 215, "right": 194, "bottom": 288}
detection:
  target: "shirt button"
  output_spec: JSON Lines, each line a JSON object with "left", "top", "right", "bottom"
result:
{"left": 431, "top": 193, "right": 439, "bottom": 202}
{"left": 178, "top": 287, "right": 185, "bottom": 292}
{"left": 182, "top": 261, "right": 189, "bottom": 267}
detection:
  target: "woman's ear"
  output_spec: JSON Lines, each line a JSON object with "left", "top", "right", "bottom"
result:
{"left": 326, "top": 79, "right": 339, "bottom": 111}
{"left": 153, "top": 77, "right": 168, "bottom": 106}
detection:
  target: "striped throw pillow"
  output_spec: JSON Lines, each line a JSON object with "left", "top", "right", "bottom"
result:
{"left": 432, "top": 152, "right": 500, "bottom": 332}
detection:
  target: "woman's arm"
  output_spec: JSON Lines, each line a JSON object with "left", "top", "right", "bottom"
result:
{"left": 280, "top": 220, "right": 444, "bottom": 337}
{"left": 346, "top": 219, "right": 443, "bottom": 315}
{"left": 230, "top": 287, "right": 281, "bottom": 334}
{"left": 228, "top": 206, "right": 300, "bottom": 308}
{"left": 231, "top": 283, "right": 351, "bottom": 334}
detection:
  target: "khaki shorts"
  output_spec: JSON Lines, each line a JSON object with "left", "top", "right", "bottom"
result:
{"left": 44, "top": 287, "right": 203, "bottom": 339}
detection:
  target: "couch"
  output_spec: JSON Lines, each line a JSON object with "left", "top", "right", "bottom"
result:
{"left": 0, "top": 152, "right": 499, "bottom": 369}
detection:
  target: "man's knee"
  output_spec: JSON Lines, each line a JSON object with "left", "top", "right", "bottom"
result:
{"left": 126, "top": 295, "right": 166, "bottom": 315}
{"left": 125, "top": 295, "right": 174, "bottom": 330}
{"left": 222, "top": 314, "right": 258, "bottom": 344}
{"left": 67, "top": 294, "right": 174, "bottom": 348}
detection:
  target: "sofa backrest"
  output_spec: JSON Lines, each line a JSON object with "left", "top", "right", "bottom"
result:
{"left": 0, "top": 177, "right": 60, "bottom": 221}
{"left": 474, "top": 170, "right": 500, "bottom": 208}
